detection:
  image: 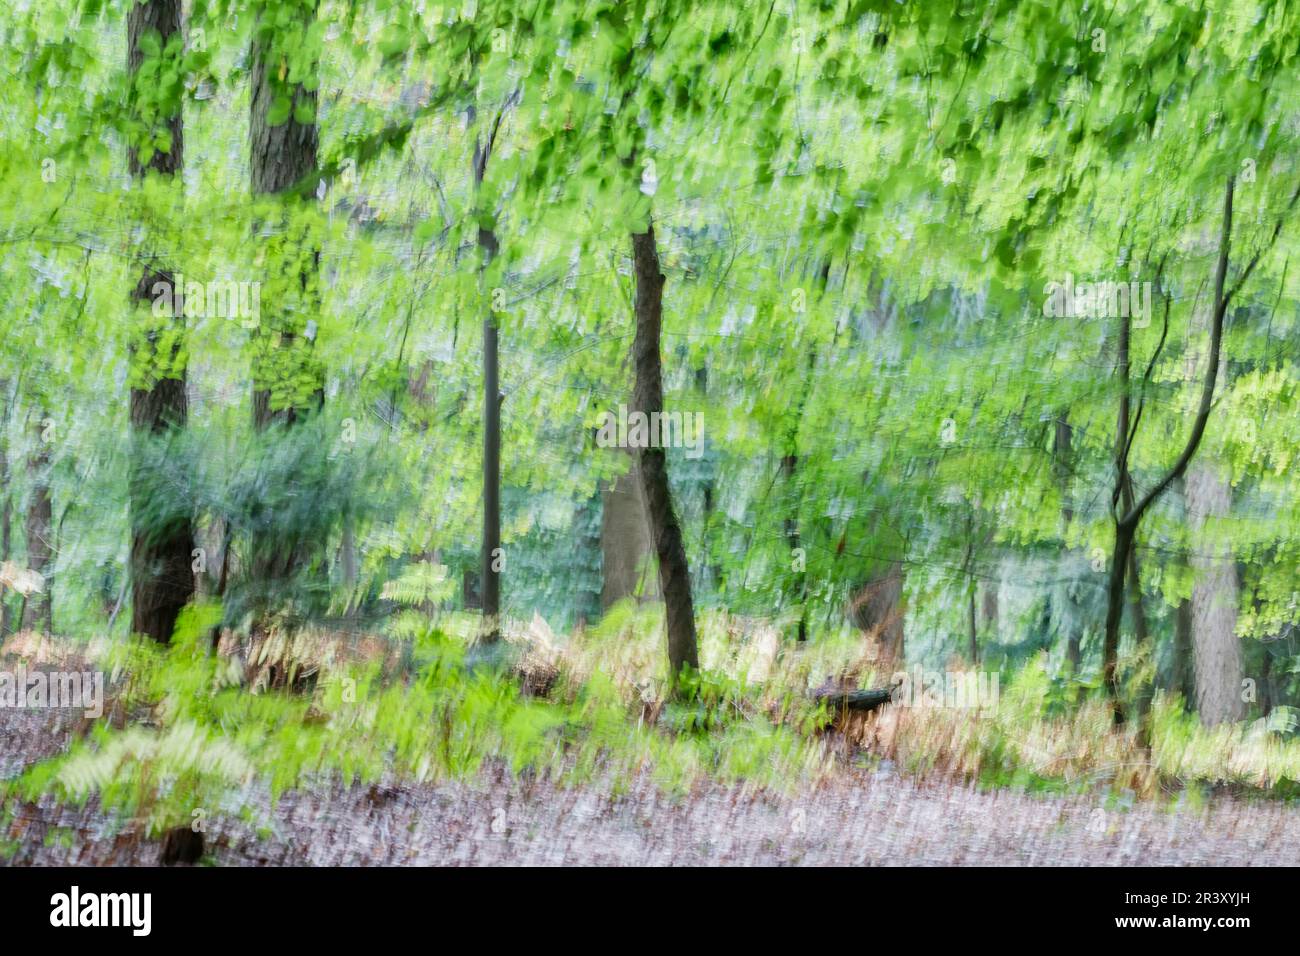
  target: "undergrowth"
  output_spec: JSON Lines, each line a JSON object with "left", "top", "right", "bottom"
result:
{"left": 3, "top": 602, "right": 1299, "bottom": 858}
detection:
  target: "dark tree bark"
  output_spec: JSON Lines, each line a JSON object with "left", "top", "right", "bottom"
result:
{"left": 980, "top": 582, "right": 999, "bottom": 634}
{"left": 694, "top": 365, "right": 723, "bottom": 592}
{"left": 249, "top": 0, "right": 322, "bottom": 429}
{"left": 126, "top": 0, "right": 194, "bottom": 644}
{"left": 249, "top": 1, "right": 319, "bottom": 199}
{"left": 1172, "top": 590, "right": 1195, "bottom": 706}
{"left": 631, "top": 226, "right": 700, "bottom": 687}
{"left": 782, "top": 259, "right": 828, "bottom": 643}
{"left": 481, "top": 312, "right": 501, "bottom": 639}
{"left": 1102, "top": 177, "right": 1259, "bottom": 725}
{"left": 472, "top": 110, "right": 504, "bottom": 643}
{"left": 128, "top": 345, "right": 194, "bottom": 643}
{"left": 967, "top": 582, "right": 979, "bottom": 665}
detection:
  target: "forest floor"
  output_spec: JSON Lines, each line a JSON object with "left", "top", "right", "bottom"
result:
{"left": 5, "top": 706, "right": 1299, "bottom": 865}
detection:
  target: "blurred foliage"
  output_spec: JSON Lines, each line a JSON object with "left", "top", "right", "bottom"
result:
{"left": 1, "top": 0, "right": 1299, "bottom": 850}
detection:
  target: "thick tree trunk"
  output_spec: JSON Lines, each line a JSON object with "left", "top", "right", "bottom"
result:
{"left": 127, "top": 0, "right": 192, "bottom": 646}
{"left": 21, "top": 413, "right": 52, "bottom": 633}
{"left": 249, "top": 0, "right": 321, "bottom": 427}
{"left": 630, "top": 226, "right": 699, "bottom": 686}
{"left": 249, "top": 3, "right": 319, "bottom": 199}
{"left": 248, "top": 1, "right": 322, "bottom": 592}
{"left": 129, "top": 362, "right": 194, "bottom": 643}
{"left": 1186, "top": 462, "right": 1244, "bottom": 726}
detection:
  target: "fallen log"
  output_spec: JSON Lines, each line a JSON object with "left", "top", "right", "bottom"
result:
{"left": 813, "top": 687, "right": 894, "bottom": 712}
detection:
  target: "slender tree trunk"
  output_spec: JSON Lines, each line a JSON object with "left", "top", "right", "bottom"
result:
{"left": 1168, "top": 475, "right": 1196, "bottom": 710}
{"left": 339, "top": 509, "right": 357, "bottom": 615}
{"left": 781, "top": 449, "right": 807, "bottom": 641}
{"left": 21, "top": 413, "right": 52, "bottom": 633}
{"left": 0, "top": 380, "right": 11, "bottom": 638}
{"left": 782, "top": 346, "right": 816, "bottom": 643}
{"left": 481, "top": 313, "right": 500, "bottom": 639}
{"left": 1186, "top": 462, "right": 1244, "bottom": 726}
{"left": 1104, "top": 177, "right": 1246, "bottom": 725}
{"left": 980, "top": 582, "right": 998, "bottom": 635}
{"left": 1172, "top": 592, "right": 1194, "bottom": 707}
{"left": 967, "top": 581, "right": 979, "bottom": 664}
{"left": 471, "top": 106, "right": 506, "bottom": 643}
{"left": 694, "top": 365, "right": 722, "bottom": 593}
{"left": 126, "top": 0, "right": 194, "bottom": 644}
{"left": 1102, "top": 521, "right": 1134, "bottom": 724}
{"left": 630, "top": 226, "right": 699, "bottom": 687}
{"left": 783, "top": 261, "right": 826, "bottom": 642}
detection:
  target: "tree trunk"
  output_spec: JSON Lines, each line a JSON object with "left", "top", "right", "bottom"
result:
{"left": 980, "top": 582, "right": 998, "bottom": 635}
{"left": 129, "top": 367, "right": 194, "bottom": 643}
{"left": 249, "top": 0, "right": 321, "bottom": 426}
{"left": 1172, "top": 594, "right": 1194, "bottom": 707}
{"left": 481, "top": 312, "right": 501, "bottom": 640}
{"left": 967, "top": 582, "right": 979, "bottom": 664}
{"left": 1103, "top": 178, "right": 1242, "bottom": 724}
{"left": 0, "top": 379, "right": 11, "bottom": 638}
{"left": 1101, "top": 520, "right": 1133, "bottom": 724}
{"left": 600, "top": 461, "right": 657, "bottom": 609}
{"left": 471, "top": 103, "right": 507, "bottom": 644}
{"left": 694, "top": 365, "right": 722, "bottom": 592}
{"left": 1170, "top": 477, "right": 1195, "bottom": 710}
{"left": 248, "top": 0, "right": 322, "bottom": 592}
{"left": 249, "top": 2, "right": 319, "bottom": 198}
{"left": 127, "top": 1, "right": 193, "bottom": 646}
{"left": 21, "top": 413, "right": 53, "bottom": 633}
{"left": 630, "top": 226, "right": 699, "bottom": 687}
{"left": 1186, "top": 462, "right": 1244, "bottom": 726}
{"left": 781, "top": 449, "right": 808, "bottom": 642}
